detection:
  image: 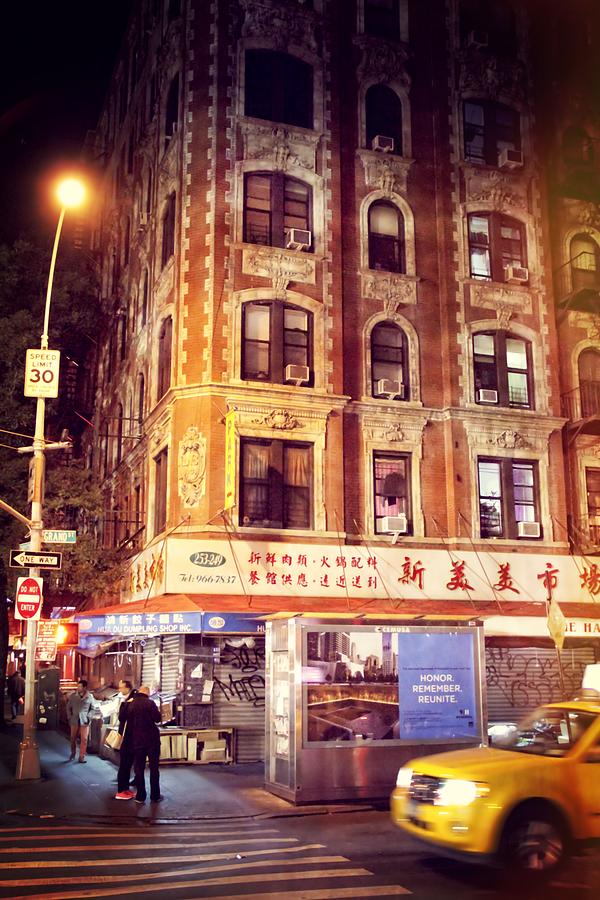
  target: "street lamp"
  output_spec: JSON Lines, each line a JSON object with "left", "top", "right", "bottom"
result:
{"left": 16, "top": 176, "right": 86, "bottom": 780}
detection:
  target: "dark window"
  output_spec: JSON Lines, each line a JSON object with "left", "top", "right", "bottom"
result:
{"left": 570, "top": 234, "right": 599, "bottom": 291}
{"left": 164, "top": 74, "right": 179, "bottom": 152}
{"left": 168, "top": 0, "right": 181, "bottom": 22}
{"left": 245, "top": 50, "right": 313, "bottom": 129}
{"left": 154, "top": 447, "right": 168, "bottom": 535}
{"left": 578, "top": 348, "right": 600, "bottom": 418}
{"left": 161, "top": 192, "right": 176, "bottom": 267}
{"left": 364, "top": 0, "right": 400, "bottom": 41}
{"left": 371, "top": 321, "right": 408, "bottom": 398}
{"left": 157, "top": 316, "right": 172, "bottom": 399}
{"left": 468, "top": 212, "right": 526, "bottom": 282}
{"left": 122, "top": 217, "right": 131, "bottom": 267}
{"left": 365, "top": 84, "right": 403, "bottom": 154}
{"left": 244, "top": 173, "right": 311, "bottom": 249}
{"left": 460, "top": 0, "right": 517, "bottom": 56}
{"left": 586, "top": 468, "right": 600, "bottom": 544}
{"left": 141, "top": 270, "right": 149, "bottom": 326}
{"left": 478, "top": 457, "right": 540, "bottom": 539}
{"left": 240, "top": 439, "right": 312, "bottom": 529}
{"left": 242, "top": 301, "right": 312, "bottom": 384}
{"left": 368, "top": 201, "right": 405, "bottom": 272}
{"left": 563, "top": 126, "right": 594, "bottom": 167}
{"left": 373, "top": 453, "right": 411, "bottom": 534}
{"left": 118, "top": 311, "right": 127, "bottom": 361}
{"left": 145, "top": 169, "right": 153, "bottom": 216}
{"left": 464, "top": 100, "right": 520, "bottom": 166}
{"left": 137, "top": 373, "right": 145, "bottom": 424}
{"left": 473, "top": 331, "right": 532, "bottom": 408}
{"left": 116, "top": 404, "right": 124, "bottom": 465}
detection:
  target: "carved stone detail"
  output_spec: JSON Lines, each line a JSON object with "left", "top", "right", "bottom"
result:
{"left": 464, "top": 167, "right": 528, "bottom": 212}
{"left": 178, "top": 426, "right": 206, "bottom": 508}
{"left": 363, "top": 414, "right": 427, "bottom": 447}
{"left": 457, "top": 50, "right": 527, "bottom": 103}
{"left": 576, "top": 201, "right": 600, "bottom": 228}
{"left": 240, "top": 121, "right": 318, "bottom": 172}
{"left": 242, "top": 246, "right": 315, "bottom": 296}
{"left": 252, "top": 409, "right": 302, "bottom": 430}
{"left": 572, "top": 313, "right": 600, "bottom": 341}
{"left": 240, "top": 0, "right": 318, "bottom": 53}
{"left": 357, "top": 150, "right": 413, "bottom": 194}
{"left": 362, "top": 272, "right": 418, "bottom": 309}
{"left": 469, "top": 282, "right": 532, "bottom": 317}
{"left": 354, "top": 36, "right": 410, "bottom": 86}
{"left": 496, "top": 429, "right": 529, "bottom": 449}
{"left": 150, "top": 414, "right": 171, "bottom": 451}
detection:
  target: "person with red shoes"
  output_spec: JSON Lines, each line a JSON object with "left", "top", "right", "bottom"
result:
{"left": 113, "top": 679, "right": 137, "bottom": 801}
{"left": 126, "top": 685, "right": 162, "bottom": 804}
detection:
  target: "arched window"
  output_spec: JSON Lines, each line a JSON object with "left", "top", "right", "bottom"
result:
{"left": 164, "top": 74, "right": 179, "bottom": 152}
{"left": 371, "top": 321, "right": 408, "bottom": 398}
{"left": 161, "top": 192, "right": 176, "bottom": 268}
{"left": 578, "top": 348, "right": 600, "bottom": 418}
{"left": 157, "top": 317, "right": 173, "bottom": 400}
{"left": 245, "top": 50, "right": 313, "bottom": 129}
{"left": 570, "top": 234, "right": 599, "bottom": 292}
{"left": 473, "top": 331, "right": 532, "bottom": 408}
{"left": 244, "top": 173, "right": 311, "bottom": 250}
{"left": 468, "top": 212, "right": 527, "bottom": 282}
{"left": 368, "top": 201, "right": 405, "bottom": 272}
{"left": 242, "top": 301, "right": 312, "bottom": 385}
{"left": 365, "top": 84, "right": 403, "bottom": 155}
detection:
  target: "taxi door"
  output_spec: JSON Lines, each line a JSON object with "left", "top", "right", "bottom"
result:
{"left": 575, "top": 730, "right": 600, "bottom": 838}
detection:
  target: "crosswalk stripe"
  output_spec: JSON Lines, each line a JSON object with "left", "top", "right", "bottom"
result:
{"left": 0, "top": 842, "right": 326, "bottom": 870}
{"left": 0, "top": 822, "right": 263, "bottom": 833}
{"left": 0, "top": 827, "right": 280, "bottom": 843}
{"left": 0, "top": 837, "right": 297, "bottom": 854}
{"left": 0, "top": 855, "right": 347, "bottom": 888}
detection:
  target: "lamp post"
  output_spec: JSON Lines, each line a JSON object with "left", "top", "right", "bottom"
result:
{"left": 16, "top": 176, "right": 86, "bottom": 780}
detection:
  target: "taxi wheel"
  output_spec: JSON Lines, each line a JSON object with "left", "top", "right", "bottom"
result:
{"left": 500, "top": 808, "right": 568, "bottom": 881}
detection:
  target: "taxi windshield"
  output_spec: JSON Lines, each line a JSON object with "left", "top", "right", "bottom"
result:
{"left": 496, "top": 707, "right": 596, "bottom": 757}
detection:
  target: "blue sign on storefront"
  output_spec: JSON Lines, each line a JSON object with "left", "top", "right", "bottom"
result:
{"left": 397, "top": 631, "right": 478, "bottom": 740}
{"left": 75, "top": 610, "right": 266, "bottom": 637}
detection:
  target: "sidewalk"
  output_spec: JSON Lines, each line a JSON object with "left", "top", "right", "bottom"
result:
{"left": 0, "top": 722, "right": 372, "bottom": 824}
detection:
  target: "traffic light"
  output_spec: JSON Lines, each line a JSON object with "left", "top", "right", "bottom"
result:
{"left": 56, "top": 622, "right": 79, "bottom": 646}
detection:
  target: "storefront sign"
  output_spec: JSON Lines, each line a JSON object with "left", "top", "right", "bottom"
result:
{"left": 224, "top": 410, "right": 236, "bottom": 510}
{"left": 397, "top": 632, "right": 478, "bottom": 741}
{"left": 125, "top": 537, "right": 596, "bottom": 606}
{"left": 75, "top": 610, "right": 266, "bottom": 636}
{"left": 35, "top": 621, "right": 59, "bottom": 662}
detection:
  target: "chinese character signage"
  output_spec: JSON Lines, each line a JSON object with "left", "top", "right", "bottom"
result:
{"left": 224, "top": 410, "right": 236, "bottom": 510}
{"left": 397, "top": 632, "right": 478, "bottom": 741}
{"left": 75, "top": 610, "right": 266, "bottom": 636}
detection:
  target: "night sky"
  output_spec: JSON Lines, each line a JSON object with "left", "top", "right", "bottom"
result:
{"left": 0, "top": 2, "right": 131, "bottom": 243}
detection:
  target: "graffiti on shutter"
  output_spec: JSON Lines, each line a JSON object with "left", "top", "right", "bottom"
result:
{"left": 213, "top": 636, "right": 265, "bottom": 762}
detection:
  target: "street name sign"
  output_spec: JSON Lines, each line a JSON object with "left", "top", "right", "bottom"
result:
{"left": 24, "top": 348, "right": 61, "bottom": 398}
{"left": 15, "top": 576, "right": 43, "bottom": 620}
{"left": 42, "top": 529, "right": 77, "bottom": 544}
{"left": 9, "top": 549, "right": 62, "bottom": 570}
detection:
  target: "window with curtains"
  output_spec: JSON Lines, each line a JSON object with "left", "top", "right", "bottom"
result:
{"left": 245, "top": 50, "right": 313, "bottom": 130}
{"left": 154, "top": 447, "right": 168, "bottom": 536}
{"left": 463, "top": 100, "right": 520, "bottom": 166}
{"left": 477, "top": 457, "right": 540, "bottom": 539}
{"left": 364, "top": 0, "right": 400, "bottom": 41}
{"left": 373, "top": 453, "right": 411, "bottom": 534}
{"left": 473, "top": 331, "right": 532, "bottom": 408}
{"left": 365, "top": 84, "right": 403, "bottom": 154}
{"left": 368, "top": 201, "right": 405, "bottom": 272}
{"left": 242, "top": 301, "right": 312, "bottom": 384}
{"left": 371, "top": 321, "right": 409, "bottom": 398}
{"left": 468, "top": 212, "right": 526, "bottom": 282}
{"left": 240, "top": 439, "right": 312, "bottom": 530}
{"left": 243, "top": 173, "right": 312, "bottom": 250}
{"left": 161, "top": 191, "right": 176, "bottom": 268}
{"left": 157, "top": 316, "right": 172, "bottom": 400}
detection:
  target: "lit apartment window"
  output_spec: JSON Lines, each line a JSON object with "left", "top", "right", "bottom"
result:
{"left": 244, "top": 173, "right": 311, "bottom": 250}
{"left": 364, "top": 0, "right": 400, "bottom": 41}
{"left": 368, "top": 201, "right": 405, "bottom": 272}
{"left": 371, "top": 321, "right": 408, "bottom": 399}
{"left": 473, "top": 332, "right": 532, "bottom": 408}
{"left": 242, "top": 301, "right": 312, "bottom": 385}
{"left": 245, "top": 50, "right": 313, "bottom": 130}
{"left": 240, "top": 439, "right": 312, "bottom": 529}
{"left": 373, "top": 453, "right": 411, "bottom": 534}
{"left": 464, "top": 100, "right": 520, "bottom": 166}
{"left": 157, "top": 316, "right": 172, "bottom": 400}
{"left": 154, "top": 447, "right": 168, "bottom": 535}
{"left": 468, "top": 212, "right": 526, "bottom": 282}
{"left": 365, "top": 84, "right": 403, "bottom": 154}
{"left": 478, "top": 457, "right": 540, "bottom": 539}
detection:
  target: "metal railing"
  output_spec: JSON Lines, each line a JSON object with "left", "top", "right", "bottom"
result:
{"left": 555, "top": 251, "right": 599, "bottom": 304}
{"left": 561, "top": 381, "right": 600, "bottom": 421}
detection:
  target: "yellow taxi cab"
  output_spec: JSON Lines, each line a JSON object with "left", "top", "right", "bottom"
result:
{"left": 391, "top": 695, "right": 600, "bottom": 879}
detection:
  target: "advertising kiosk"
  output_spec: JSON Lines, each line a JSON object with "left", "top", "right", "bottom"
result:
{"left": 265, "top": 618, "right": 487, "bottom": 803}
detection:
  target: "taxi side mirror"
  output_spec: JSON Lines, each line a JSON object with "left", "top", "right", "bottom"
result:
{"left": 584, "top": 747, "right": 600, "bottom": 764}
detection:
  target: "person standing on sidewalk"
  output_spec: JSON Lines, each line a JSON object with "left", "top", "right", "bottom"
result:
{"left": 114, "top": 679, "right": 137, "bottom": 800}
{"left": 66, "top": 679, "right": 97, "bottom": 763}
{"left": 7, "top": 665, "right": 25, "bottom": 720}
{"left": 128, "top": 685, "right": 162, "bottom": 804}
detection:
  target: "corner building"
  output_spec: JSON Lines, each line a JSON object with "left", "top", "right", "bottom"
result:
{"left": 79, "top": 0, "right": 600, "bottom": 772}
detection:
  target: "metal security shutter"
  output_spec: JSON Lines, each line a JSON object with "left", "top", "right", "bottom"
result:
{"left": 142, "top": 637, "right": 159, "bottom": 687}
{"left": 160, "top": 635, "right": 182, "bottom": 694}
{"left": 485, "top": 644, "right": 596, "bottom": 723}
{"left": 213, "top": 636, "right": 266, "bottom": 763}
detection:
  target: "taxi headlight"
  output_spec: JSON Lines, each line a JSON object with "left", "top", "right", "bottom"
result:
{"left": 396, "top": 766, "right": 413, "bottom": 789}
{"left": 434, "top": 779, "right": 489, "bottom": 807}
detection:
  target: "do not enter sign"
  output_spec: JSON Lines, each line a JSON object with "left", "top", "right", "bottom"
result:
{"left": 15, "top": 576, "right": 43, "bottom": 620}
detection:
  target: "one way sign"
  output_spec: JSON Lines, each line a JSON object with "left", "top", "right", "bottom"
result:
{"left": 10, "top": 549, "right": 62, "bottom": 570}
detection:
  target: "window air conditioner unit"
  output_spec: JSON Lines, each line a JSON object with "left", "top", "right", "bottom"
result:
{"left": 284, "top": 364, "right": 310, "bottom": 386}
{"left": 375, "top": 379, "right": 404, "bottom": 399}
{"left": 498, "top": 148, "right": 523, "bottom": 170}
{"left": 467, "top": 30, "right": 488, "bottom": 48}
{"left": 381, "top": 514, "right": 408, "bottom": 534}
{"left": 477, "top": 388, "right": 498, "bottom": 403}
{"left": 505, "top": 265, "right": 529, "bottom": 284}
{"left": 286, "top": 228, "right": 312, "bottom": 251}
{"left": 517, "top": 521, "right": 541, "bottom": 538}
{"left": 371, "top": 134, "right": 394, "bottom": 153}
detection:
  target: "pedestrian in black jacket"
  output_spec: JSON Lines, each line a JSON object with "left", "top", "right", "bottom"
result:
{"left": 114, "top": 680, "right": 137, "bottom": 800}
{"left": 127, "top": 685, "right": 162, "bottom": 804}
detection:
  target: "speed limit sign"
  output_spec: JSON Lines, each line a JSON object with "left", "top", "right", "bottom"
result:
{"left": 24, "top": 349, "right": 61, "bottom": 398}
